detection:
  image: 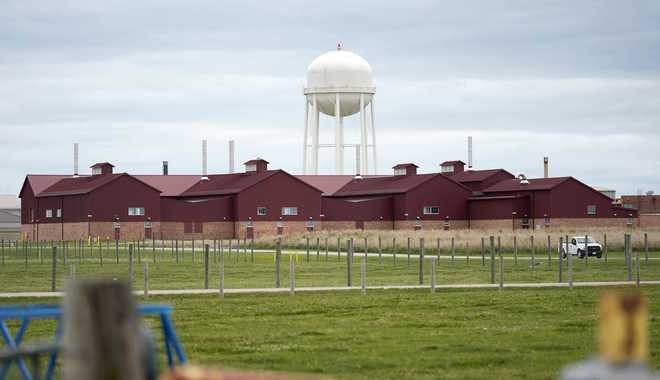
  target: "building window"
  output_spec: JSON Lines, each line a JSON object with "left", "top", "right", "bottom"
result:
{"left": 92, "top": 167, "right": 102, "bottom": 175}
{"left": 245, "top": 164, "right": 257, "bottom": 172}
{"left": 128, "top": 207, "right": 145, "bottom": 216}
{"left": 45, "top": 209, "right": 53, "bottom": 218}
{"left": 281, "top": 207, "right": 298, "bottom": 216}
{"left": 184, "top": 222, "right": 193, "bottom": 234}
{"left": 257, "top": 207, "right": 267, "bottom": 216}
{"left": 393, "top": 168, "right": 407, "bottom": 176}
{"left": 194, "top": 222, "right": 203, "bottom": 233}
{"left": 56, "top": 209, "right": 62, "bottom": 218}
{"left": 423, "top": 206, "right": 440, "bottom": 215}
{"left": 587, "top": 205, "right": 597, "bottom": 215}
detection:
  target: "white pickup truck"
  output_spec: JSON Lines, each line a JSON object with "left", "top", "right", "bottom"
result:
{"left": 559, "top": 236, "right": 603, "bottom": 259}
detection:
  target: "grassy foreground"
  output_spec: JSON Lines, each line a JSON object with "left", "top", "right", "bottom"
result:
{"left": 2, "top": 287, "right": 659, "bottom": 379}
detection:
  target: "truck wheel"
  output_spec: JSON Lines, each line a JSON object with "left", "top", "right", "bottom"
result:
{"left": 578, "top": 250, "right": 585, "bottom": 259}
{"left": 560, "top": 249, "right": 567, "bottom": 259}
{"left": 597, "top": 252, "right": 602, "bottom": 258}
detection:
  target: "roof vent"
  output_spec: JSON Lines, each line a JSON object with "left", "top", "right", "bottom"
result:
{"left": 518, "top": 174, "right": 529, "bottom": 185}
{"left": 90, "top": 162, "right": 114, "bottom": 176}
{"left": 392, "top": 163, "right": 418, "bottom": 176}
{"left": 244, "top": 158, "right": 269, "bottom": 174}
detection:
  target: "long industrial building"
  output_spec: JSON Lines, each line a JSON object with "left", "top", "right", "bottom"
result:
{"left": 18, "top": 158, "right": 638, "bottom": 241}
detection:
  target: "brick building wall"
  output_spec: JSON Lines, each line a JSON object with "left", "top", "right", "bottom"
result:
{"left": 640, "top": 214, "right": 660, "bottom": 228}
{"left": 394, "top": 220, "right": 469, "bottom": 231}
{"left": 160, "top": 221, "right": 234, "bottom": 240}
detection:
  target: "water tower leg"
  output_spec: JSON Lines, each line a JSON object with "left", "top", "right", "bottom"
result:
{"left": 369, "top": 98, "right": 377, "bottom": 175}
{"left": 302, "top": 96, "right": 309, "bottom": 174}
{"left": 335, "top": 93, "right": 344, "bottom": 175}
{"left": 359, "top": 93, "right": 368, "bottom": 175}
{"left": 312, "top": 94, "right": 320, "bottom": 174}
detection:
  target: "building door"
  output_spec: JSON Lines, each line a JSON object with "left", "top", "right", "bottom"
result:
{"left": 355, "top": 221, "right": 364, "bottom": 230}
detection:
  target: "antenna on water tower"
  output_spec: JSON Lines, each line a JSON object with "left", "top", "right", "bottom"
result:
{"left": 201, "top": 139, "right": 209, "bottom": 181}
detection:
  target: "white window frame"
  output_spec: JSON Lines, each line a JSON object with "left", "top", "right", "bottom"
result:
{"left": 281, "top": 207, "right": 298, "bottom": 216}
{"left": 92, "top": 167, "right": 102, "bottom": 175}
{"left": 423, "top": 206, "right": 440, "bottom": 215}
{"left": 245, "top": 164, "right": 257, "bottom": 172}
{"left": 128, "top": 207, "right": 145, "bottom": 216}
{"left": 257, "top": 207, "right": 267, "bottom": 216}
{"left": 441, "top": 165, "right": 454, "bottom": 173}
{"left": 56, "top": 209, "right": 62, "bottom": 218}
{"left": 587, "top": 205, "right": 597, "bottom": 215}
{"left": 45, "top": 209, "right": 53, "bottom": 218}
{"left": 393, "top": 168, "right": 407, "bottom": 176}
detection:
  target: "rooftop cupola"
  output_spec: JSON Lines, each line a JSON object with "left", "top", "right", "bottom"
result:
{"left": 244, "top": 158, "right": 269, "bottom": 174}
{"left": 392, "top": 163, "right": 418, "bottom": 176}
{"left": 90, "top": 162, "right": 114, "bottom": 176}
{"left": 440, "top": 160, "right": 465, "bottom": 176}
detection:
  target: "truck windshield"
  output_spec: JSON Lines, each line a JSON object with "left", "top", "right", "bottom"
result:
{"left": 576, "top": 237, "right": 596, "bottom": 244}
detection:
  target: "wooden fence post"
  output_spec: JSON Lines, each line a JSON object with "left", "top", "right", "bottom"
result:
{"left": 175, "top": 240, "right": 179, "bottom": 263}
{"left": 558, "top": 237, "right": 563, "bottom": 283}
{"left": 451, "top": 237, "right": 455, "bottom": 262}
{"left": 219, "top": 242, "right": 225, "bottom": 299}
{"left": 636, "top": 247, "right": 641, "bottom": 288}
{"left": 547, "top": 235, "right": 552, "bottom": 269}
{"left": 530, "top": 235, "right": 535, "bottom": 270}
{"left": 604, "top": 232, "right": 608, "bottom": 264}
{"left": 360, "top": 253, "right": 367, "bottom": 296}
{"left": 325, "top": 237, "right": 329, "bottom": 262}
{"left": 584, "top": 234, "right": 589, "bottom": 266}
{"left": 480, "top": 237, "right": 485, "bottom": 266}
{"left": 626, "top": 234, "right": 633, "bottom": 282}
{"left": 513, "top": 235, "right": 518, "bottom": 266}
{"left": 392, "top": 237, "right": 397, "bottom": 264}
{"left": 499, "top": 247, "right": 504, "bottom": 291}
{"left": 378, "top": 235, "right": 382, "bottom": 263}
{"left": 115, "top": 240, "right": 119, "bottom": 264}
{"left": 63, "top": 281, "right": 144, "bottom": 380}
{"left": 144, "top": 263, "right": 149, "bottom": 298}
{"left": 567, "top": 235, "right": 573, "bottom": 289}
{"left": 407, "top": 237, "right": 411, "bottom": 267}
{"left": 316, "top": 237, "right": 320, "bottom": 260}
{"left": 644, "top": 232, "right": 648, "bottom": 265}
{"left": 337, "top": 236, "right": 341, "bottom": 262}
{"left": 419, "top": 238, "right": 425, "bottom": 285}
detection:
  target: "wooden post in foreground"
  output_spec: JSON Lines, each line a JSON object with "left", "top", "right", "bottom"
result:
{"left": 204, "top": 244, "right": 210, "bottom": 289}
{"left": 418, "top": 238, "right": 425, "bottom": 285}
{"left": 63, "top": 280, "right": 144, "bottom": 380}
{"left": 290, "top": 256, "right": 295, "bottom": 296}
{"left": 489, "top": 236, "right": 495, "bottom": 284}
{"left": 51, "top": 246, "right": 57, "bottom": 292}
{"left": 275, "top": 238, "right": 281, "bottom": 288}
{"left": 219, "top": 243, "right": 225, "bottom": 299}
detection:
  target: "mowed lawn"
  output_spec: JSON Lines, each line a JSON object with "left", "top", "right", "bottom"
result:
{"left": 2, "top": 287, "right": 659, "bottom": 379}
{"left": 0, "top": 243, "right": 658, "bottom": 292}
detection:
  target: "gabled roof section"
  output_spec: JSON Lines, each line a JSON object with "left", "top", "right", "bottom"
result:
{"left": 180, "top": 170, "right": 282, "bottom": 197}
{"left": 392, "top": 163, "right": 418, "bottom": 169}
{"left": 297, "top": 175, "right": 383, "bottom": 196}
{"left": 37, "top": 173, "right": 162, "bottom": 197}
{"left": 332, "top": 172, "right": 471, "bottom": 197}
{"left": 19, "top": 175, "right": 70, "bottom": 198}
{"left": 90, "top": 162, "right": 115, "bottom": 168}
{"left": 243, "top": 158, "right": 269, "bottom": 165}
{"left": 133, "top": 175, "right": 201, "bottom": 197}
{"left": 451, "top": 169, "right": 514, "bottom": 183}
{"left": 482, "top": 177, "right": 572, "bottom": 192}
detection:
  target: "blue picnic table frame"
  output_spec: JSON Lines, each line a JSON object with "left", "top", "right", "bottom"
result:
{"left": 0, "top": 304, "right": 187, "bottom": 380}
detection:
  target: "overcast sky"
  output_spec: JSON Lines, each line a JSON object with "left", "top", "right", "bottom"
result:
{"left": 2, "top": 0, "right": 659, "bottom": 197}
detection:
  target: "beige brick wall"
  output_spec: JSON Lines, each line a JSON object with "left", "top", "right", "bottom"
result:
{"left": 469, "top": 217, "right": 637, "bottom": 231}
{"left": 235, "top": 221, "right": 312, "bottom": 239}
{"left": 322, "top": 220, "right": 395, "bottom": 231}
{"left": 394, "top": 220, "right": 469, "bottom": 231}
{"left": 160, "top": 221, "right": 234, "bottom": 240}
{"left": 640, "top": 214, "right": 660, "bottom": 228}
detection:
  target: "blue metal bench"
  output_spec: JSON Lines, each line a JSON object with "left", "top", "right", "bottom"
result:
{"left": 0, "top": 304, "right": 186, "bottom": 380}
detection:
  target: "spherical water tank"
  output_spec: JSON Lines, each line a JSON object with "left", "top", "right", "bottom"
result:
{"left": 305, "top": 49, "right": 374, "bottom": 117}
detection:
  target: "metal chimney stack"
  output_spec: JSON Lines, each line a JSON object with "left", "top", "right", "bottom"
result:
{"left": 73, "top": 143, "right": 79, "bottom": 177}
{"left": 162, "top": 161, "right": 169, "bottom": 176}
{"left": 467, "top": 136, "right": 473, "bottom": 169}
{"left": 201, "top": 139, "right": 209, "bottom": 180}
{"left": 229, "top": 140, "right": 235, "bottom": 174}
{"left": 543, "top": 157, "right": 549, "bottom": 178}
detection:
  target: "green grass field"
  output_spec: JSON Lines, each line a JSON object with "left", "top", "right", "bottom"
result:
{"left": 1, "top": 287, "right": 659, "bottom": 379}
{"left": 0, "top": 241, "right": 657, "bottom": 292}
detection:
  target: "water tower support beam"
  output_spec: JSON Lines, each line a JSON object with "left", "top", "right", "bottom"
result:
{"left": 302, "top": 96, "right": 309, "bottom": 174}
{"left": 312, "top": 94, "right": 320, "bottom": 174}
{"left": 359, "top": 94, "right": 367, "bottom": 175}
{"left": 335, "top": 93, "right": 344, "bottom": 174}
{"left": 369, "top": 98, "right": 377, "bottom": 175}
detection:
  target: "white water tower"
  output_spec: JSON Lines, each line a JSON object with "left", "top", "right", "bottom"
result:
{"left": 302, "top": 44, "right": 377, "bottom": 175}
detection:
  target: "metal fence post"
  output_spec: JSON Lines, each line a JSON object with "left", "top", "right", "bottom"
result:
{"left": 325, "top": 237, "right": 329, "bottom": 262}
{"left": 603, "top": 232, "right": 608, "bottom": 264}
{"left": 290, "top": 256, "right": 296, "bottom": 296}
{"left": 378, "top": 235, "right": 382, "bottom": 263}
{"left": 430, "top": 257, "right": 436, "bottom": 293}
{"left": 451, "top": 237, "right": 455, "bottom": 262}
{"left": 393, "top": 237, "right": 397, "bottom": 264}
{"left": 489, "top": 236, "right": 495, "bottom": 284}
{"left": 513, "top": 235, "right": 518, "bottom": 266}
{"left": 275, "top": 238, "right": 281, "bottom": 288}
{"left": 481, "top": 237, "right": 485, "bottom": 266}
{"left": 144, "top": 263, "right": 149, "bottom": 298}
{"left": 558, "top": 237, "right": 563, "bottom": 283}
{"left": 128, "top": 244, "right": 133, "bottom": 287}
{"left": 337, "top": 236, "right": 341, "bottom": 261}
{"left": 644, "top": 232, "right": 648, "bottom": 265}
{"left": 567, "top": 235, "right": 573, "bottom": 289}
{"left": 530, "top": 235, "right": 535, "bottom": 270}
{"left": 584, "top": 234, "right": 589, "bottom": 267}
{"left": 219, "top": 241, "right": 225, "bottom": 299}
{"left": 499, "top": 247, "right": 504, "bottom": 291}
{"left": 407, "top": 237, "right": 411, "bottom": 267}
{"left": 115, "top": 239, "right": 119, "bottom": 264}
{"left": 306, "top": 236, "right": 310, "bottom": 262}
{"left": 419, "top": 238, "right": 425, "bottom": 285}
{"left": 547, "top": 235, "right": 552, "bottom": 269}
{"left": 636, "top": 247, "right": 641, "bottom": 288}
{"left": 626, "top": 234, "right": 633, "bottom": 282}
{"left": 51, "top": 246, "right": 57, "bottom": 292}
{"left": 204, "top": 244, "right": 210, "bottom": 289}
{"left": 316, "top": 237, "right": 320, "bottom": 261}
{"left": 360, "top": 253, "right": 367, "bottom": 296}
{"left": 347, "top": 238, "right": 353, "bottom": 287}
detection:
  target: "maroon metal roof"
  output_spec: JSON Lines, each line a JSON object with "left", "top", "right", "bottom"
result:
{"left": 296, "top": 175, "right": 356, "bottom": 196}
{"left": 451, "top": 169, "right": 514, "bottom": 183}
{"left": 333, "top": 173, "right": 460, "bottom": 197}
{"left": 482, "top": 177, "right": 572, "bottom": 192}
{"left": 20, "top": 175, "right": 70, "bottom": 197}
{"left": 467, "top": 194, "right": 527, "bottom": 201}
{"left": 134, "top": 175, "right": 200, "bottom": 197}
{"left": 180, "top": 170, "right": 281, "bottom": 197}
{"left": 90, "top": 162, "right": 115, "bottom": 168}
{"left": 37, "top": 173, "right": 162, "bottom": 197}
{"left": 243, "top": 158, "right": 269, "bottom": 165}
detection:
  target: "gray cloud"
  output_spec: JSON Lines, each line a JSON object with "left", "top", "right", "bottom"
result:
{"left": 1, "top": 0, "right": 659, "bottom": 196}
